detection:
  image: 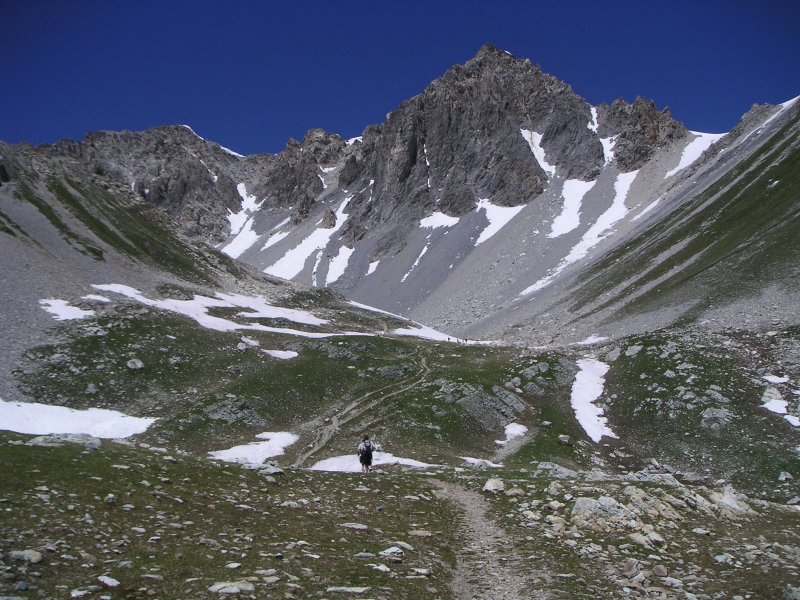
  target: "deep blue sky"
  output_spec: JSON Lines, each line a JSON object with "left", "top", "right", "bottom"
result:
{"left": 2, "top": 1, "right": 798, "bottom": 156}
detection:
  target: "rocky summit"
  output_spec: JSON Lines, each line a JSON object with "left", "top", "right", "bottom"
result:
{"left": 0, "top": 45, "right": 798, "bottom": 599}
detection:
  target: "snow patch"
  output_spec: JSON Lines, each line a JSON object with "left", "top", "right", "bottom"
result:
{"left": 548, "top": 179, "right": 597, "bottom": 238}
{"left": 764, "top": 375, "right": 790, "bottom": 384}
{"left": 495, "top": 423, "right": 528, "bottom": 446}
{"left": 665, "top": 131, "right": 725, "bottom": 178}
{"left": 219, "top": 144, "right": 244, "bottom": 158}
{"left": 475, "top": 199, "right": 525, "bottom": 246}
{"left": 222, "top": 216, "right": 260, "bottom": 259}
{"left": 588, "top": 107, "right": 599, "bottom": 133}
{"left": 0, "top": 397, "right": 156, "bottom": 438}
{"left": 264, "top": 196, "right": 352, "bottom": 281}
{"left": 520, "top": 129, "right": 556, "bottom": 176}
{"left": 91, "top": 284, "right": 355, "bottom": 339}
{"left": 570, "top": 359, "right": 618, "bottom": 443}
{"left": 600, "top": 136, "right": 617, "bottom": 164}
{"left": 326, "top": 246, "right": 355, "bottom": 285}
{"left": 366, "top": 260, "right": 380, "bottom": 276}
{"left": 262, "top": 349, "right": 299, "bottom": 360}
{"left": 208, "top": 432, "right": 299, "bottom": 463}
{"left": 521, "top": 170, "right": 639, "bottom": 295}
{"left": 310, "top": 452, "right": 434, "bottom": 472}
{"left": 39, "top": 299, "right": 95, "bottom": 321}
{"left": 461, "top": 456, "right": 503, "bottom": 468}
{"left": 420, "top": 212, "right": 460, "bottom": 229}
{"left": 346, "top": 136, "right": 362, "bottom": 146}
{"left": 573, "top": 335, "right": 609, "bottom": 346}
{"left": 261, "top": 229, "right": 290, "bottom": 251}
{"left": 401, "top": 245, "right": 428, "bottom": 283}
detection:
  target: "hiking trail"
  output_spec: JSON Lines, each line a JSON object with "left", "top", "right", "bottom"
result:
{"left": 293, "top": 355, "right": 430, "bottom": 466}
{"left": 431, "top": 479, "right": 553, "bottom": 600}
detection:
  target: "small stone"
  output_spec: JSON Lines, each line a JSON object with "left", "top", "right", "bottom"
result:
{"left": 208, "top": 581, "right": 255, "bottom": 594}
{"left": 126, "top": 358, "right": 145, "bottom": 371}
{"left": 10, "top": 550, "right": 43, "bottom": 564}
{"left": 714, "top": 553, "right": 734, "bottom": 564}
{"left": 483, "top": 478, "right": 505, "bottom": 493}
{"left": 97, "top": 575, "right": 120, "bottom": 588}
{"left": 557, "top": 434, "right": 572, "bottom": 446}
{"left": 408, "top": 530, "right": 433, "bottom": 537}
{"left": 339, "top": 523, "right": 368, "bottom": 531}
{"left": 653, "top": 565, "right": 668, "bottom": 577}
{"left": 326, "top": 587, "right": 371, "bottom": 595}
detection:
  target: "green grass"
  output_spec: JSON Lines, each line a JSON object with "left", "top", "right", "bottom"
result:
{"left": 602, "top": 331, "right": 800, "bottom": 499}
{"left": 571, "top": 114, "right": 800, "bottom": 322}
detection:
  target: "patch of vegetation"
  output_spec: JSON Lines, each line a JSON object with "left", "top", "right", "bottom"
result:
{"left": 572, "top": 115, "right": 800, "bottom": 321}
{"left": 0, "top": 433, "right": 461, "bottom": 598}
{"left": 15, "top": 180, "right": 104, "bottom": 260}
{"left": 603, "top": 331, "right": 800, "bottom": 499}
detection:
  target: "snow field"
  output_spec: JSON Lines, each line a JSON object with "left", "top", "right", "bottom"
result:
{"left": 664, "top": 132, "right": 725, "bottom": 179}
{"left": 520, "top": 129, "right": 556, "bottom": 176}
{"left": 264, "top": 196, "right": 352, "bottom": 280}
{"left": 326, "top": 246, "right": 355, "bottom": 285}
{"left": 0, "top": 397, "right": 156, "bottom": 438}
{"left": 39, "top": 299, "right": 95, "bottom": 321}
{"left": 475, "top": 199, "right": 525, "bottom": 246}
{"left": 208, "top": 432, "right": 299, "bottom": 463}
{"left": 570, "top": 359, "right": 618, "bottom": 443}
{"left": 521, "top": 170, "right": 639, "bottom": 296}
{"left": 548, "top": 179, "right": 597, "bottom": 238}
{"left": 309, "top": 452, "right": 434, "bottom": 472}
{"left": 495, "top": 423, "right": 528, "bottom": 446}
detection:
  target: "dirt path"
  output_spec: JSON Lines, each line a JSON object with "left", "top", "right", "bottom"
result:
{"left": 293, "top": 356, "right": 430, "bottom": 466}
{"left": 431, "top": 480, "right": 553, "bottom": 600}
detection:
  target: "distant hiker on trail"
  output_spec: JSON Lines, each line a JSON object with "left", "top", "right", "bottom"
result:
{"left": 357, "top": 434, "right": 374, "bottom": 473}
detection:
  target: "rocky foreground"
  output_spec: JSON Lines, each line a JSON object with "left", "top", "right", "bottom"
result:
{"left": 2, "top": 432, "right": 799, "bottom": 599}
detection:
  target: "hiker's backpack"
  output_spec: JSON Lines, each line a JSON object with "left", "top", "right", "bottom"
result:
{"left": 360, "top": 441, "right": 373, "bottom": 460}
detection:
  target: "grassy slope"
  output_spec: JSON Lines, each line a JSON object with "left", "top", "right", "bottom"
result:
{"left": 571, "top": 113, "right": 800, "bottom": 323}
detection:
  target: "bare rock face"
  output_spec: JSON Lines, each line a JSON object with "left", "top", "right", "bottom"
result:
{"left": 339, "top": 44, "right": 610, "bottom": 252}
{"left": 599, "top": 98, "right": 688, "bottom": 172}
{"left": 0, "top": 44, "right": 689, "bottom": 267}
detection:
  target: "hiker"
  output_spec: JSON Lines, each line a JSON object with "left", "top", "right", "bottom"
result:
{"left": 357, "top": 434, "right": 375, "bottom": 473}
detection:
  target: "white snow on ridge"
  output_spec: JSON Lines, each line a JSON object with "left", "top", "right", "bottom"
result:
{"left": 208, "top": 432, "right": 299, "bottom": 464}
{"left": 310, "top": 452, "right": 434, "bottom": 472}
{"left": 219, "top": 144, "right": 245, "bottom": 158}
{"left": 264, "top": 196, "right": 352, "bottom": 281}
{"left": 548, "top": 179, "right": 597, "bottom": 238}
{"left": 326, "top": 246, "right": 355, "bottom": 285}
{"left": 420, "top": 212, "right": 460, "bottom": 229}
{"left": 520, "top": 129, "right": 557, "bottom": 176}
{"left": 0, "top": 397, "right": 156, "bottom": 438}
{"left": 475, "top": 199, "right": 525, "bottom": 246}
{"left": 39, "top": 299, "right": 95, "bottom": 321}
{"left": 570, "top": 359, "right": 617, "bottom": 443}
{"left": 521, "top": 170, "right": 639, "bottom": 296}
{"left": 346, "top": 136, "right": 363, "bottom": 146}
{"left": 664, "top": 131, "right": 725, "bottom": 179}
